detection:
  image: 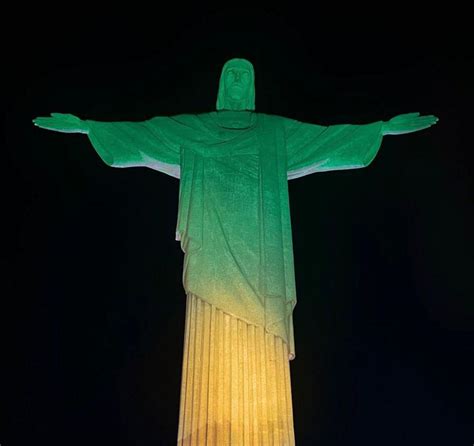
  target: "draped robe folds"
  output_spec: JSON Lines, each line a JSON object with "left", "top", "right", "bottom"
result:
{"left": 86, "top": 112, "right": 384, "bottom": 360}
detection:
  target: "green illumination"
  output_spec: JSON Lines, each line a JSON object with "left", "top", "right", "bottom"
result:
{"left": 33, "top": 58, "right": 438, "bottom": 361}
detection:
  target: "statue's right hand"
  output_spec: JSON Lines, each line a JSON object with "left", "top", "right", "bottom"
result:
{"left": 33, "top": 113, "right": 89, "bottom": 134}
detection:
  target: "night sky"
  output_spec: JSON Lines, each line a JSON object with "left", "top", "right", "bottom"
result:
{"left": 3, "top": 6, "right": 473, "bottom": 446}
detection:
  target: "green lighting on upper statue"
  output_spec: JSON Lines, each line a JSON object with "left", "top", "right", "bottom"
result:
{"left": 33, "top": 58, "right": 439, "bottom": 362}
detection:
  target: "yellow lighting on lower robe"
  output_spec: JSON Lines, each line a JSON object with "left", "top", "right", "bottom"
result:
{"left": 177, "top": 293, "right": 296, "bottom": 445}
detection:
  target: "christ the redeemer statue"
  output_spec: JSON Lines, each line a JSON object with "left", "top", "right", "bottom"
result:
{"left": 34, "top": 58, "right": 438, "bottom": 445}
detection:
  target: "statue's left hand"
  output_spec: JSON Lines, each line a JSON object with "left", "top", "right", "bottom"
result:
{"left": 382, "top": 112, "right": 439, "bottom": 136}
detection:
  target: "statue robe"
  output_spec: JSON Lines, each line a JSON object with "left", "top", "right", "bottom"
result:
{"left": 86, "top": 112, "right": 384, "bottom": 360}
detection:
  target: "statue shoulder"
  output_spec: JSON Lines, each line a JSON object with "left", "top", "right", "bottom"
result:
{"left": 258, "top": 113, "right": 300, "bottom": 130}
{"left": 148, "top": 112, "right": 208, "bottom": 129}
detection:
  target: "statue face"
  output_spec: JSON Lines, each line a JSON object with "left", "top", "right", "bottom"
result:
{"left": 224, "top": 65, "right": 251, "bottom": 101}
{"left": 216, "top": 58, "right": 255, "bottom": 111}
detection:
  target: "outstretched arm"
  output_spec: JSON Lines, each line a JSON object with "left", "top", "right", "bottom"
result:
{"left": 285, "top": 112, "right": 438, "bottom": 179}
{"left": 33, "top": 112, "right": 197, "bottom": 178}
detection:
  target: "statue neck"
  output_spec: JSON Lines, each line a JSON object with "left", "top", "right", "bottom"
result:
{"left": 215, "top": 110, "right": 256, "bottom": 129}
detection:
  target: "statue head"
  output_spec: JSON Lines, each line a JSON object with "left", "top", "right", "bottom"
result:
{"left": 216, "top": 58, "right": 255, "bottom": 111}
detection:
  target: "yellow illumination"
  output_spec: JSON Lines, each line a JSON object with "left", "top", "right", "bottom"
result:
{"left": 177, "top": 293, "right": 295, "bottom": 445}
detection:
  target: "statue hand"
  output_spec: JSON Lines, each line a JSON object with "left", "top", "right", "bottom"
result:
{"left": 382, "top": 112, "right": 438, "bottom": 136}
{"left": 33, "top": 113, "right": 89, "bottom": 134}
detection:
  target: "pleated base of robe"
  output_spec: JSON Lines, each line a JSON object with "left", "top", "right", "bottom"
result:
{"left": 177, "top": 293, "right": 296, "bottom": 445}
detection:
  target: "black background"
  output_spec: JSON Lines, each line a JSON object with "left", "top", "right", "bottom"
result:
{"left": 3, "top": 5, "right": 473, "bottom": 445}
